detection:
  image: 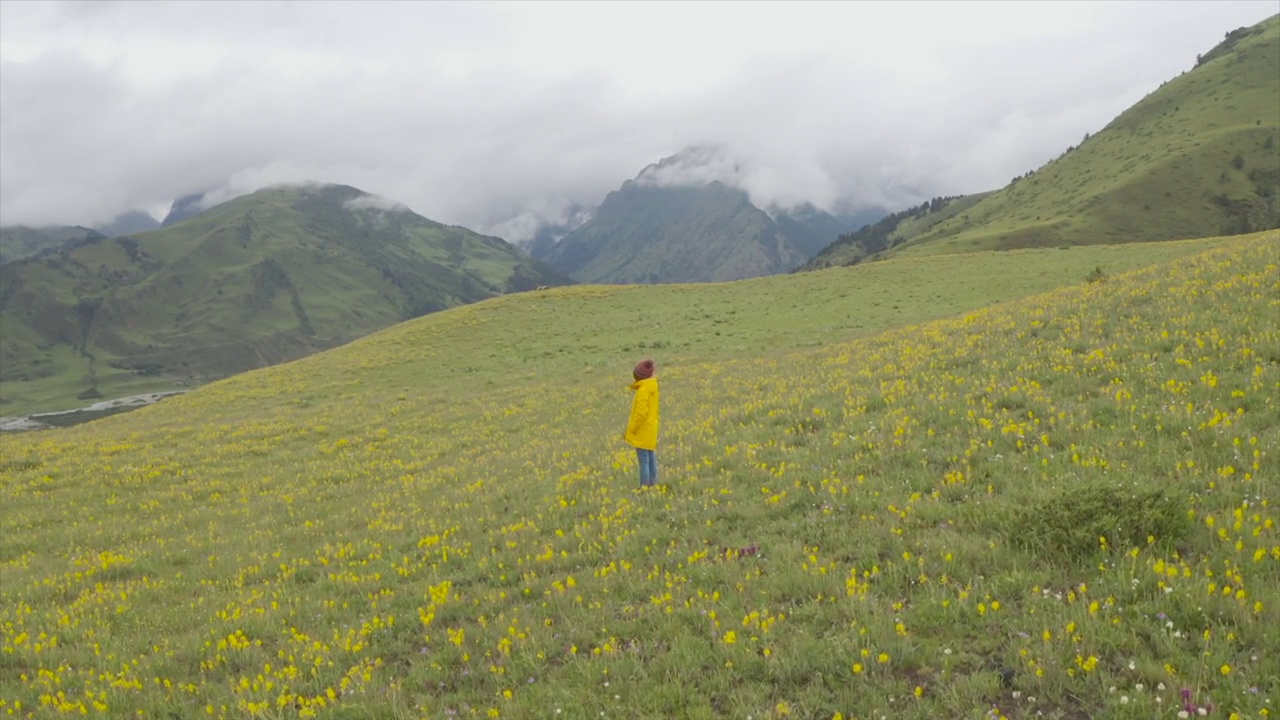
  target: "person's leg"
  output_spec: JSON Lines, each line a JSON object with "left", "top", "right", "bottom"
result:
{"left": 636, "top": 448, "right": 652, "bottom": 487}
{"left": 647, "top": 450, "right": 658, "bottom": 486}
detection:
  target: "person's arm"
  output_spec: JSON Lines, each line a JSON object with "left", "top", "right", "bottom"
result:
{"left": 627, "top": 389, "right": 650, "bottom": 437}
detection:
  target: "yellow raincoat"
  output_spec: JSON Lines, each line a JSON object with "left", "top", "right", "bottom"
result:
{"left": 625, "top": 377, "right": 660, "bottom": 450}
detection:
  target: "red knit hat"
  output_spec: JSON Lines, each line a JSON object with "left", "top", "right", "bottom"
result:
{"left": 633, "top": 358, "right": 655, "bottom": 380}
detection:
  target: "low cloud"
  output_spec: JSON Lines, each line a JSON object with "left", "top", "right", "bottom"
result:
{"left": 1, "top": 1, "right": 1274, "bottom": 239}
{"left": 343, "top": 194, "right": 409, "bottom": 214}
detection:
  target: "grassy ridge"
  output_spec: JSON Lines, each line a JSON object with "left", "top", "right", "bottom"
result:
{"left": 0, "top": 230, "right": 1276, "bottom": 718}
{"left": 893, "top": 15, "right": 1280, "bottom": 257}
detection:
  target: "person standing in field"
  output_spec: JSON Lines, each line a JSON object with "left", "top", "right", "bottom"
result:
{"left": 625, "top": 358, "right": 660, "bottom": 488}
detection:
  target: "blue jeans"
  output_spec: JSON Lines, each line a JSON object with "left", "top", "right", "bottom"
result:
{"left": 636, "top": 448, "right": 658, "bottom": 487}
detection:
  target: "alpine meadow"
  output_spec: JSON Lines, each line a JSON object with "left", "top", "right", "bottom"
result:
{"left": 3, "top": 5, "right": 1280, "bottom": 720}
{"left": 2, "top": 229, "right": 1278, "bottom": 719}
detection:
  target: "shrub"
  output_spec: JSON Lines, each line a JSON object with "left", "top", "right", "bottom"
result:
{"left": 1010, "top": 481, "right": 1193, "bottom": 563}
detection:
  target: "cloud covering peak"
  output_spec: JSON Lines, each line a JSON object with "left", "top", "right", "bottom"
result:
{"left": 1, "top": 1, "right": 1275, "bottom": 240}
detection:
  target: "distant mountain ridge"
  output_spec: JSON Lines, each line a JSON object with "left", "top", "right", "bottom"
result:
{"left": 0, "top": 183, "right": 571, "bottom": 414}
{"left": 534, "top": 148, "right": 880, "bottom": 283}
{"left": 95, "top": 210, "right": 161, "bottom": 238}
{"left": 162, "top": 191, "right": 211, "bottom": 227}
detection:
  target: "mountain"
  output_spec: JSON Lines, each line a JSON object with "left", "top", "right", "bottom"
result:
{"left": 161, "top": 191, "right": 210, "bottom": 227}
{"left": 536, "top": 148, "right": 856, "bottom": 283}
{"left": 0, "top": 225, "right": 104, "bottom": 264}
{"left": 0, "top": 183, "right": 571, "bottom": 414}
{"left": 95, "top": 210, "right": 161, "bottom": 238}
{"left": 771, "top": 203, "right": 884, "bottom": 258}
{"left": 876, "top": 14, "right": 1280, "bottom": 259}
{"left": 522, "top": 203, "right": 592, "bottom": 259}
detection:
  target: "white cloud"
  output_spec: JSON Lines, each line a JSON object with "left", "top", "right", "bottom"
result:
{"left": 0, "top": 0, "right": 1275, "bottom": 234}
{"left": 343, "top": 193, "right": 409, "bottom": 213}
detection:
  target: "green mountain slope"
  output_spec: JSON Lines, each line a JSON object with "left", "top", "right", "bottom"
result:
{"left": 0, "top": 183, "right": 571, "bottom": 414}
{"left": 0, "top": 225, "right": 104, "bottom": 264}
{"left": 1, "top": 230, "right": 1274, "bottom": 718}
{"left": 802, "top": 193, "right": 991, "bottom": 268}
{"left": 887, "top": 14, "right": 1280, "bottom": 258}
{"left": 539, "top": 149, "right": 854, "bottom": 283}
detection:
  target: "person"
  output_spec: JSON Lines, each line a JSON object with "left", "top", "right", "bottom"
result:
{"left": 625, "top": 358, "right": 660, "bottom": 488}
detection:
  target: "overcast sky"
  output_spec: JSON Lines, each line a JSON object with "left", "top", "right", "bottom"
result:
{"left": 1, "top": 0, "right": 1276, "bottom": 239}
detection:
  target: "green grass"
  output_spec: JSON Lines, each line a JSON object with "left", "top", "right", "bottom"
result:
{"left": 890, "top": 14, "right": 1280, "bottom": 257}
{"left": 0, "top": 184, "right": 569, "bottom": 416}
{"left": 3, "top": 234, "right": 1222, "bottom": 417}
{"left": 0, "top": 229, "right": 1276, "bottom": 719}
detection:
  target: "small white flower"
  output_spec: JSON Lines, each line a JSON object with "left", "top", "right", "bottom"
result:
{"left": 1128, "top": 660, "right": 1136, "bottom": 670}
{"left": 1178, "top": 712, "right": 1190, "bottom": 719}
{"left": 1110, "top": 686, "right": 1117, "bottom": 693}
{"left": 1121, "top": 696, "right": 1130, "bottom": 705}
{"left": 1198, "top": 710, "right": 1208, "bottom": 717}
{"left": 1136, "top": 684, "right": 1145, "bottom": 691}
{"left": 1013, "top": 691, "right": 1021, "bottom": 699}
{"left": 943, "top": 648, "right": 952, "bottom": 655}
{"left": 1157, "top": 683, "right": 1166, "bottom": 691}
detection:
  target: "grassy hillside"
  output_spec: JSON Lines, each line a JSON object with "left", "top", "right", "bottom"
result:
{"left": 803, "top": 193, "right": 991, "bottom": 269}
{"left": 888, "top": 15, "right": 1280, "bottom": 258}
{"left": 0, "top": 230, "right": 1275, "bottom": 719}
{"left": 0, "top": 225, "right": 103, "bottom": 264}
{"left": 0, "top": 184, "right": 570, "bottom": 415}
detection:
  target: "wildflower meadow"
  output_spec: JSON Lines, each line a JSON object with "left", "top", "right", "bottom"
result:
{"left": 1, "top": 231, "right": 1277, "bottom": 719}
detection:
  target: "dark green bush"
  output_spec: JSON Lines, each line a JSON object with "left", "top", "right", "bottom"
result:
{"left": 1010, "top": 481, "right": 1193, "bottom": 563}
